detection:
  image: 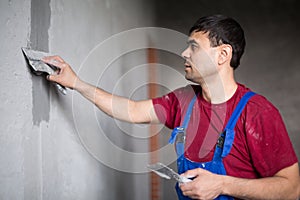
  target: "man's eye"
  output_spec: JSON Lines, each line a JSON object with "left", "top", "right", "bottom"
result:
{"left": 191, "top": 44, "right": 197, "bottom": 51}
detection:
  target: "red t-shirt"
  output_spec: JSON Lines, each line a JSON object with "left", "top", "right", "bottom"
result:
{"left": 152, "top": 83, "right": 298, "bottom": 178}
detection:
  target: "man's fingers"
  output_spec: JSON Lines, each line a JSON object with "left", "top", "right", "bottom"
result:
{"left": 42, "top": 55, "right": 66, "bottom": 69}
{"left": 46, "top": 74, "right": 57, "bottom": 82}
{"left": 42, "top": 55, "right": 64, "bottom": 62}
{"left": 181, "top": 168, "right": 203, "bottom": 178}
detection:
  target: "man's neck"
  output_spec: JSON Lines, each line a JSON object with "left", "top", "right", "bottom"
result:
{"left": 199, "top": 74, "right": 238, "bottom": 104}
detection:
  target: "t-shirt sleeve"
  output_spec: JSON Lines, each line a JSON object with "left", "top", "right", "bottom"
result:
{"left": 245, "top": 96, "right": 298, "bottom": 177}
{"left": 152, "top": 91, "right": 181, "bottom": 129}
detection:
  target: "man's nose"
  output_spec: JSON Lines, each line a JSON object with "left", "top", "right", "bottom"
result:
{"left": 181, "top": 48, "right": 189, "bottom": 59}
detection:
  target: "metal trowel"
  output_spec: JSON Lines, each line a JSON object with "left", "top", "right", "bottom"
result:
{"left": 21, "top": 47, "right": 67, "bottom": 95}
{"left": 147, "top": 162, "right": 192, "bottom": 183}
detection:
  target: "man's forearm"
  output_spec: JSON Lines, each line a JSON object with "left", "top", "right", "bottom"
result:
{"left": 222, "top": 163, "right": 299, "bottom": 200}
{"left": 223, "top": 176, "right": 297, "bottom": 200}
{"left": 74, "top": 79, "right": 155, "bottom": 123}
{"left": 41, "top": 55, "right": 158, "bottom": 124}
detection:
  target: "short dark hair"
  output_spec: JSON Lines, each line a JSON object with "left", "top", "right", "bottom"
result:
{"left": 189, "top": 15, "right": 245, "bottom": 69}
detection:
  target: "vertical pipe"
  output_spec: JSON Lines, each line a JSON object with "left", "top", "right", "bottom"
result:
{"left": 148, "top": 48, "right": 160, "bottom": 200}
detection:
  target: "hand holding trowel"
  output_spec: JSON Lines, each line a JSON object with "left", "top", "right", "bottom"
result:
{"left": 22, "top": 47, "right": 67, "bottom": 95}
{"left": 147, "top": 162, "right": 192, "bottom": 184}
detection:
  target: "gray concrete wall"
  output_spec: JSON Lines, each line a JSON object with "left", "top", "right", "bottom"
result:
{"left": 153, "top": 0, "right": 300, "bottom": 199}
{"left": 0, "top": 0, "right": 154, "bottom": 199}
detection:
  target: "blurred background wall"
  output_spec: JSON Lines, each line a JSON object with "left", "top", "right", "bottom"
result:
{"left": 153, "top": 0, "right": 300, "bottom": 198}
{"left": 0, "top": 0, "right": 299, "bottom": 199}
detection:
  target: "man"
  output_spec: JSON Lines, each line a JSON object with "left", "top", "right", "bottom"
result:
{"left": 42, "top": 15, "right": 299, "bottom": 200}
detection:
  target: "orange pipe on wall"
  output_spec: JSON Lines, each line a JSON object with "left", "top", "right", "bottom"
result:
{"left": 147, "top": 48, "right": 160, "bottom": 200}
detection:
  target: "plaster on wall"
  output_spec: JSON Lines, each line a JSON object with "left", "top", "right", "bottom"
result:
{"left": 29, "top": 0, "right": 51, "bottom": 126}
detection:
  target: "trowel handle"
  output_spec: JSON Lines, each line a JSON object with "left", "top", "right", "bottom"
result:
{"left": 55, "top": 83, "right": 67, "bottom": 95}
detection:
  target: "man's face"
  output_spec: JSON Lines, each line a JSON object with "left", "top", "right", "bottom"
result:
{"left": 181, "top": 31, "right": 219, "bottom": 83}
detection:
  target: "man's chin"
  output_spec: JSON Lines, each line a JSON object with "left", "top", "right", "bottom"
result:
{"left": 185, "top": 74, "right": 194, "bottom": 82}
{"left": 185, "top": 74, "right": 204, "bottom": 84}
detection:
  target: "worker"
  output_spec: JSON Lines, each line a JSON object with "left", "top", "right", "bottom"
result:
{"left": 42, "top": 15, "right": 299, "bottom": 200}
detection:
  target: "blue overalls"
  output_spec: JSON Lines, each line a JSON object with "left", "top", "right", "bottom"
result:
{"left": 169, "top": 91, "right": 256, "bottom": 200}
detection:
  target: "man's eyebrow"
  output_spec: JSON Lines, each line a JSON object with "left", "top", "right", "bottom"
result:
{"left": 187, "top": 39, "right": 199, "bottom": 45}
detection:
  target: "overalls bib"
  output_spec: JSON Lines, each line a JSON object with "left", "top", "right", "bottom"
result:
{"left": 169, "top": 91, "right": 256, "bottom": 200}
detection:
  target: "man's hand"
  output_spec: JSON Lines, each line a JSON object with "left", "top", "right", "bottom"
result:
{"left": 180, "top": 168, "right": 224, "bottom": 200}
{"left": 180, "top": 163, "right": 300, "bottom": 200}
{"left": 42, "top": 55, "right": 81, "bottom": 90}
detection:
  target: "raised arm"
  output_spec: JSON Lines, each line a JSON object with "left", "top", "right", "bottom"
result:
{"left": 42, "top": 55, "right": 159, "bottom": 124}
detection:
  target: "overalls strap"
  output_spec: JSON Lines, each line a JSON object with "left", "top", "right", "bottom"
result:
{"left": 169, "top": 94, "right": 198, "bottom": 144}
{"left": 218, "top": 91, "right": 256, "bottom": 158}
{"left": 225, "top": 91, "right": 256, "bottom": 130}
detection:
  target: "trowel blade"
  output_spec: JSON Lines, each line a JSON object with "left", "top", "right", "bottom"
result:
{"left": 21, "top": 47, "right": 55, "bottom": 74}
{"left": 21, "top": 47, "right": 67, "bottom": 95}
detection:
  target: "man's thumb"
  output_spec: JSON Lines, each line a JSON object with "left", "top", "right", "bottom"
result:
{"left": 47, "top": 74, "right": 56, "bottom": 82}
{"left": 181, "top": 169, "right": 200, "bottom": 179}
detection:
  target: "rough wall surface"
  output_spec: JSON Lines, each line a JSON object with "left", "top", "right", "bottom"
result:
{"left": 0, "top": 0, "right": 153, "bottom": 199}
{"left": 0, "top": 1, "right": 32, "bottom": 199}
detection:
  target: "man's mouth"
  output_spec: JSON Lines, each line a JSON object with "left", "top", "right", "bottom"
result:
{"left": 184, "top": 62, "right": 192, "bottom": 68}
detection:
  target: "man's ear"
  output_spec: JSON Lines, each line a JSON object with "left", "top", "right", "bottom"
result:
{"left": 218, "top": 44, "right": 232, "bottom": 65}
